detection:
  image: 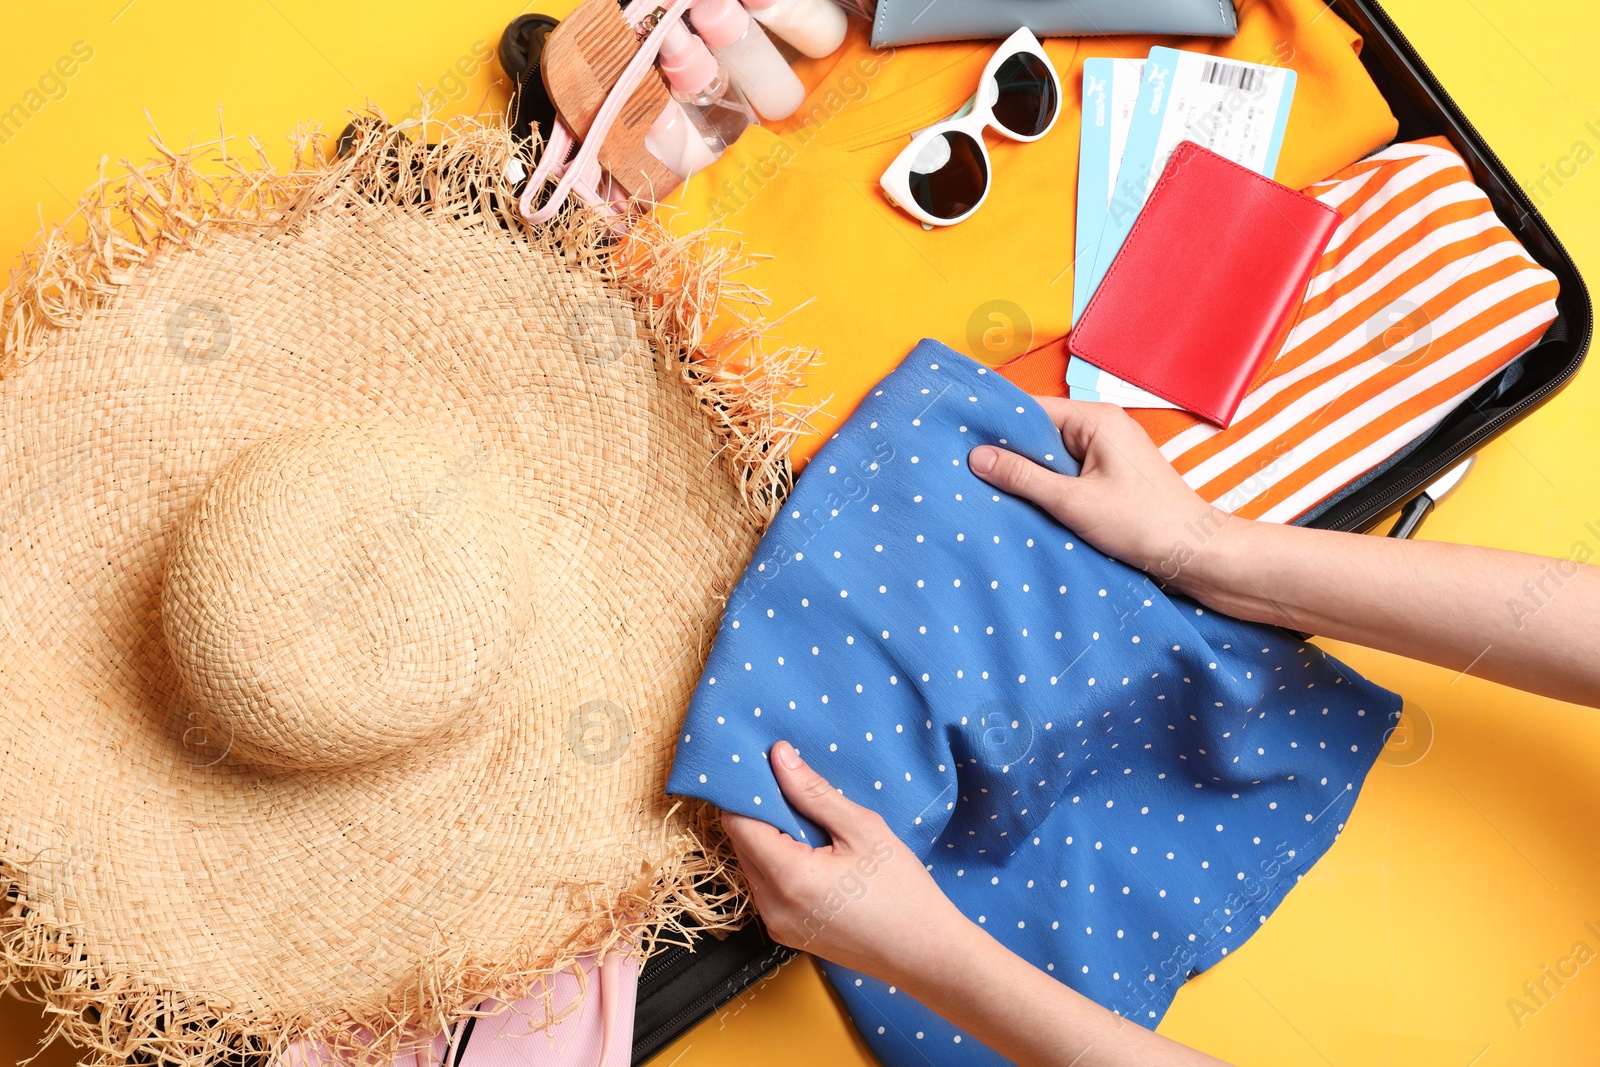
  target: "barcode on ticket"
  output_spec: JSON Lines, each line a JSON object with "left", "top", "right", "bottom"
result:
{"left": 1200, "top": 60, "right": 1264, "bottom": 93}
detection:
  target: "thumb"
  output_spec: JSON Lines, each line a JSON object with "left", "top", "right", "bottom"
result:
{"left": 968, "top": 445, "right": 1078, "bottom": 521}
{"left": 770, "top": 740, "right": 872, "bottom": 844}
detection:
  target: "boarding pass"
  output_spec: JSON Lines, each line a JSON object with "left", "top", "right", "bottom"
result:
{"left": 1072, "top": 57, "right": 1144, "bottom": 328}
{"left": 1069, "top": 47, "right": 1297, "bottom": 407}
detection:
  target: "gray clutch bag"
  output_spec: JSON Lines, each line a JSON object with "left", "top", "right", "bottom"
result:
{"left": 870, "top": 0, "right": 1238, "bottom": 47}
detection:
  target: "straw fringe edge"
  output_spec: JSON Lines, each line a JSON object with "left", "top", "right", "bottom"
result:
{"left": 0, "top": 111, "right": 781, "bottom": 1066}
{"left": 0, "top": 801, "right": 751, "bottom": 1067}
{"left": 0, "top": 111, "right": 816, "bottom": 519}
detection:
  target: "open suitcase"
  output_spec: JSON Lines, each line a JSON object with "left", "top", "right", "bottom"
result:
{"left": 628, "top": 0, "right": 1594, "bottom": 1060}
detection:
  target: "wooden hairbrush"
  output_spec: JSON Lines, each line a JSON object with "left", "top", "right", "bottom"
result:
{"left": 541, "top": 0, "right": 681, "bottom": 200}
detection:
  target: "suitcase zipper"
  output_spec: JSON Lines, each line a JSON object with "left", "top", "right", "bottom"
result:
{"left": 632, "top": 947, "right": 793, "bottom": 1061}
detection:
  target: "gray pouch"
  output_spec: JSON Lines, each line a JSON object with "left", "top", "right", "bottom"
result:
{"left": 870, "top": 0, "right": 1238, "bottom": 48}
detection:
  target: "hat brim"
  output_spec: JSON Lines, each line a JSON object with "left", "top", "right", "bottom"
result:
{"left": 0, "top": 121, "right": 792, "bottom": 1065}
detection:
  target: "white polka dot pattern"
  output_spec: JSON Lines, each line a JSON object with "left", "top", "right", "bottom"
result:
{"left": 668, "top": 342, "right": 1400, "bottom": 1064}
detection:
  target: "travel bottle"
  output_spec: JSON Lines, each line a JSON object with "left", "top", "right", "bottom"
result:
{"left": 740, "top": 0, "right": 848, "bottom": 59}
{"left": 645, "top": 100, "right": 721, "bottom": 180}
{"left": 657, "top": 18, "right": 760, "bottom": 147}
{"left": 689, "top": 0, "right": 806, "bottom": 122}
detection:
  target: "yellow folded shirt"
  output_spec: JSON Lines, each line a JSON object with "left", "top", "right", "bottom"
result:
{"left": 655, "top": 0, "right": 1398, "bottom": 467}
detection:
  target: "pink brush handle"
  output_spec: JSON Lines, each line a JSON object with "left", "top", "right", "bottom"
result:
{"left": 523, "top": 0, "right": 697, "bottom": 225}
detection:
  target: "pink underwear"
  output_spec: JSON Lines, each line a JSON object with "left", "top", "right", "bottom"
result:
{"left": 276, "top": 950, "right": 638, "bottom": 1067}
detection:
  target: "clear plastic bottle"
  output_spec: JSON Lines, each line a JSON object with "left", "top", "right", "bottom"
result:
{"left": 657, "top": 18, "right": 759, "bottom": 148}
{"left": 645, "top": 100, "right": 721, "bottom": 180}
{"left": 740, "top": 0, "right": 847, "bottom": 59}
{"left": 689, "top": 0, "right": 805, "bottom": 122}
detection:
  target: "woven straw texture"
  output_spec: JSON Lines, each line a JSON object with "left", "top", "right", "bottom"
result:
{"left": 0, "top": 121, "right": 804, "bottom": 1065}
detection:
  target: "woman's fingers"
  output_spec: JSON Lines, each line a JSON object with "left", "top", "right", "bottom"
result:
{"left": 722, "top": 809, "right": 808, "bottom": 870}
{"left": 1032, "top": 395, "right": 1118, "bottom": 461}
{"left": 768, "top": 740, "right": 877, "bottom": 847}
{"left": 721, "top": 740, "right": 879, "bottom": 879}
{"left": 968, "top": 445, "right": 1079, "bottom": 522}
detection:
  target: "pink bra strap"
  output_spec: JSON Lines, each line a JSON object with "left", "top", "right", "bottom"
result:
{"left": 594, "top": 946, "right": 622, "bottom": 1067}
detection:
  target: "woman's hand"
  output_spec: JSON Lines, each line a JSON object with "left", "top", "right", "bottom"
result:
{"left": 720, "top": 740, "right": 1235, "bottom": 1066}
{"left": 969, "top": 395, "right": 1600, "bottom": 708}
{"left": 720, "top": 740, "right": 968, "bottom": 985}
{"left": 968, "top": 397, "right": 1229, "bottom": 597}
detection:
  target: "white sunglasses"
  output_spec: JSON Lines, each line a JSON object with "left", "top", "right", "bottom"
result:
{"left": 880, "top": 27, "right": 1062, "bottom": 227}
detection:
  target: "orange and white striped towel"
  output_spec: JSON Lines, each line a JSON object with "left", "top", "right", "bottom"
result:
{"left": 1133, "top": 136, "right": 1560, "bottom": 523}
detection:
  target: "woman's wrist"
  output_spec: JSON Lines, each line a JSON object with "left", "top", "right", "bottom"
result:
{"left": 871, "top": 896, "right": 984, "bottom": 993}
{"left": 882, "top": 910, "right": 1015, "bottom": 1024}
{"left": 1174, "top": 515, "right": 1326, "bottom": 635}
{"left": 884, "top": 911, "right": 1139, "bottom": 1067}
{"left": 1151, "top": 506, "right": 1243, "bottom": 604}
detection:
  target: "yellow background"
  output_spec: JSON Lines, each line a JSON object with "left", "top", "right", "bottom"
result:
{"left": 1, "top": 1, "right": 1597, "bottom": 1064}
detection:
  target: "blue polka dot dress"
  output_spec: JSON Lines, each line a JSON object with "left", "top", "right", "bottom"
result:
{"left": 667, "top": 340, "right": 1400, "bottom": 1064}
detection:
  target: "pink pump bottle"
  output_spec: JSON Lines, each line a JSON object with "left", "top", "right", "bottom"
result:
{"left": 658, "top": 17, "right": 759, "bottom": 146}
{"left": 689, "top": 0, "right": 805, "bottom": 122}
{"left": 646, "top": 18, "right": 761, "bottom": 181}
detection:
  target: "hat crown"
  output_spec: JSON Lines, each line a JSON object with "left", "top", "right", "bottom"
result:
{"left": 160, "top": 422, "right": 536, "bottom": 770}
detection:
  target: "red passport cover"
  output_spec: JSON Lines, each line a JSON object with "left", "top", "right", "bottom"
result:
{"left": 1068, "top": 140, "right": 1342, "bottom": 427}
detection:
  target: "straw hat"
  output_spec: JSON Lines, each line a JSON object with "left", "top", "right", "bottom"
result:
{"left": 0, "top": 122, "right": 803, "bottom": 1065}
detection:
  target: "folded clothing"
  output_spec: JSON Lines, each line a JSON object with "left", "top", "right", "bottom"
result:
{"left": 668, "top": 341, "right": 1400, "bottom": 1065}
{"left": 275, "top": 951, "right": 637, "bottom": 1067}
{"left": 655, "top": 0, "right": 1399, "bottom": 467}
{"left": 1114, "top": 137, "right": 1560, "bottom": 522}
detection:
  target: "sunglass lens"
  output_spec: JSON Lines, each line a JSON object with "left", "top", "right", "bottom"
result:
{"left": 906, "top": 131, "right": 988, "bottom": 221}
{"left": 991, "top": 52, "right": 1057, "bottom": 137}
